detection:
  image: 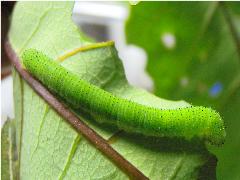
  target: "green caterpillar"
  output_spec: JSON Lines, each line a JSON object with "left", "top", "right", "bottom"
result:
{"left": 22, "top": 49, "right": 226, "bottom": 145}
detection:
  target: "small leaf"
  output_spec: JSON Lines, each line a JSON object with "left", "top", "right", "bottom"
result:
{"left": 1, "top": 119, "right": 18, "bottom": 180}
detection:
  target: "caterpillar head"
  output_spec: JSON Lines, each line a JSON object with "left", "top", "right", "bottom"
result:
{"left": 206, "top": 109, "right": 226, "bottom": 146}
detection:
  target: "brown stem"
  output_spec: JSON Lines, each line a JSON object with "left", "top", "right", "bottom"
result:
{"left": 4, "top": 40, "right": 148, "bottom": 180}
{"left": 1, "top": 67, "right": 12, "bottom": 79}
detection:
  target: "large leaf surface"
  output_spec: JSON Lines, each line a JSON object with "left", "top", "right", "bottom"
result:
{"left": 9, "top": 2, "right": 216, "bottom": 179}
{"left": 126, "top": 2, "right": 240, "bottom": 179}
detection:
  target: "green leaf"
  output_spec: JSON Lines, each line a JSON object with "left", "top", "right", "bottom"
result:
{"left": 126, "top": 2, "right": 240, "bottom": 179}
{"left": 9, "top": 2, "right": 216, "bottom": 179}
{"left": 1, "top": 119, "right": 18, "bottom": 180}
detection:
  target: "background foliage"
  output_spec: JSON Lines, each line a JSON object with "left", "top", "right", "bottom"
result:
{"left": 126, "top": 2, "right": 240, "bottom": 179}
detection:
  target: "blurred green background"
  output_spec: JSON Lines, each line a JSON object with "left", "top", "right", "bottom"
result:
{"left": 126, "top": 2, "right": 240, "bottom": 179}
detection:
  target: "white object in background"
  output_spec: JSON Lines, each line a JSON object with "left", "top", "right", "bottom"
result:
{"left": 73, "top": 2, "right": 128, "bottom": 22}
{"left": 120, "top": 45, "right": 153, "bottom": 91}
{"left": 161, "top": 32, "right": 176, "bottom": 50}
{"left": 1, "top": 75, "right": 14, "bottom": 126}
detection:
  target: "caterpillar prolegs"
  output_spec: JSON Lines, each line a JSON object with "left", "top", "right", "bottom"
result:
{"left": 22, "top": 49, "right": 226, "bottom": 146}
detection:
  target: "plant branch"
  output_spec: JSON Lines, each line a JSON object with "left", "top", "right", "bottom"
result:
{"left": 220, "top": 2, "right": 240, "bottom": 62}
{"left": 5, "top": 40, "right": 148, "bottom": 180}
